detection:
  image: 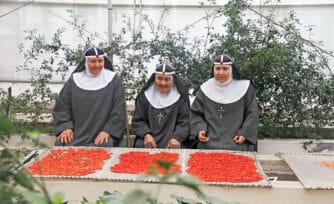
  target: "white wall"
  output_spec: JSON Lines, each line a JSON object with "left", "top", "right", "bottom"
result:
{"left": 7, "top": 0, "right": 334, "bottom": 6}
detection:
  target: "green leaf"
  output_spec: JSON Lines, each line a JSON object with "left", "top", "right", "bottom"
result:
{"left": 81, "top": 196, "right": 89, "bottom": 204}
{"left": 52, "top": 192, "right": 65, "bottom": 204}
{"left": 156, "top": 160, "right": 173, "bottom": 171}
{"left": 160, "top": 172, "right": 178, "bottom": 183}
{"left": 20, "top": 190, "right": 49, "bottom": 204}
{"left": 170, "top": 194, "right": 201, "bottom": 204}
{"left": 147, "top": 165, "right": 158, "bottom": 174}
{"left": 0, "top": 148, "right": 12, "bottom": 160}
{"left": 26, "top": 129, "right": 42, "bottom": 137}
{"left": 124, "top": 190, "right": 154, "bottom": 204}
{"left": 14, "top": 169, "right": 35, "bottom": 191}
{"left": 175, "top": 175, "right": 204, "bottom": 198}
{"left": 98, "top": 191, "right": 125, "bottom": 204}
{"left": 0, "top": 115, "right": 12, "bottom": 136}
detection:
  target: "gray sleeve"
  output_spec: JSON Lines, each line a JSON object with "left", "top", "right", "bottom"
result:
{"left": 173, "top": 99, "right": 190, "bottom": 142}
{"left": 102, "top": 76, "right": 126, "bottom": 145}
{"left": 190, "top": 90, "right": 207, "bottom": 139}
{"left": 131, "top": 94, "right": 152, "bottom": 138}
{"left": 52, "top": 79, "right": 73, "bottom": 136}
{"left": 237, "top": 84, "right": 259, "bottom": 145}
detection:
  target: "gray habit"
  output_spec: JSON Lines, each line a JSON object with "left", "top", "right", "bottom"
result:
{"left": 53, "top": 75, "right": 126, "bottom": 146}
{"left": 132, "top": 94, "right": 189, "bottom": 148}
{"left": 190, "top": 84, "right": 258, "bottom": 151}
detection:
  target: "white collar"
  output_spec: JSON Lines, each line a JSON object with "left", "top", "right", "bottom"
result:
{"left": 200, "top": 78, "right": 250, "bottom": 104}
{"left": 73, "top": 68, "right": 115, "bottom": 91}
{"left": 144, "top": 83, "right": 180, "bottom": 109}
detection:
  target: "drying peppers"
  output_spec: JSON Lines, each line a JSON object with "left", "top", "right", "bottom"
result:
{"left": 110, "top": 151, "right": 181, "bottom": 174}
{"left": 27, "top": 148, "right": 265, "bottom": 184}
{"left": 187, "top": 152, "right": 263, "bottom": 183}
{"left": 320, "top": 161, "right": 334, "bottom": 169}
{"left": 28, "top": 148, "right": 111, "bottom": 176}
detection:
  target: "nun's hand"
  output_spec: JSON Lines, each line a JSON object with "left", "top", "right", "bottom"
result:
{"left": 233, "top": 135, "right": 246, "bottom": 144}
{"left": 95, "top": 131, "right": 110, "bottom": 145}
{"left": 144, "top": 133, "right": 157, "bottom": 148}
{"left": 167, "top": 138, "right": 181, "bottom": 149}
{"left": 58, "top": 129, "right": 73, "bottom": 144}
{"left": 198, "top": 131, "right": 209, "bottom": 142}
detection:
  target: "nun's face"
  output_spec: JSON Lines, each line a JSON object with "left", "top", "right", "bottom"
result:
{"left": 155, "top": 73, "right": 173, "bottom": 93}
{"left": 87, "top": 57, "right": 104, "bottom": 75}
{"left": 214, "top": 64, "right": 231, "bottom": 84}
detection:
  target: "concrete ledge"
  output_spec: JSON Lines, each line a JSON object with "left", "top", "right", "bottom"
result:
{"left": 41, "top": 180, "right": 334, "bottom": 204}
{"left": 3, "top": 137, "right": 333, "bottom": 203}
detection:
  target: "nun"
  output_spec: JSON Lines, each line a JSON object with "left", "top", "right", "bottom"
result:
{"left": 132, "top": 58, "right": 190, "bottom": 149}
{"left": 53, "top": 46, "right": 126, "bottom": 147}
{"left": 190, "top": 52, "right": 259, "bottom": 151}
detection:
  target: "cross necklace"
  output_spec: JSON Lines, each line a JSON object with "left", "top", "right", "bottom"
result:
{"left": 157, "top": 112, "right": 164, "bottom": 123}
{"left": 218, "top": 106, "right": 224, "bottom": 118}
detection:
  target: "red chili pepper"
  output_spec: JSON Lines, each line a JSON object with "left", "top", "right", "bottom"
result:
{"left": 28, "top": 149, "right": 263, "bottom": 183}
{"left": 110, "top": 151, "right": 181, "bottom": 174}
{"left": 187, "top": 152, "right": 262, "bottom": 182}
{"left": 27, "top": 148, "right": 111, "bottom": 176}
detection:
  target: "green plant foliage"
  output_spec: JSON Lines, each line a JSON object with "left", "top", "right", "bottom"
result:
{"left": 2, "top": 2, "right": 333, "bottom": 203}
{"left": 97, "top": 191, "right": 126, "bottom": 204}
{"left": 0, "top": 114, "right": 12, "bottom": 138}
{"left": 16, "top": 27, "right": 79, "bottom": 120}
{"left": 156, "top": 160, "right": 173, "bottom": 171}
{"left": 110, "top": 16, "right": 148, "bottom": 100}
{"left": 170, "top": 194, "right": 201, "bottom": 204}
{"left": 7, "top": 0, "right": 334, "bottom": 140}
{"left": 209, "top": 0, "right": 333, "bottom": 138}
{"left": 13, "top": 169, "right": 35, "bottom": 191}
{"left": 175, "top": 176, "right": 204, "bottom": 198}
{"left": 0, "top": 146, "right": 63, "bottom": 204}
{"left": 138, "top": 0, "right": 334, "bottom": 138}
{"left": 171, "top": 193, "right": 241, "bottom": 204}
{"left": 0, "top": 117, "right": 62, "bottom": 203}
{"left": 81, "top": 161, "right": 234, "bottom": 204}
{"left": 108, "top": 0, "right": 333, "bottom": 138}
